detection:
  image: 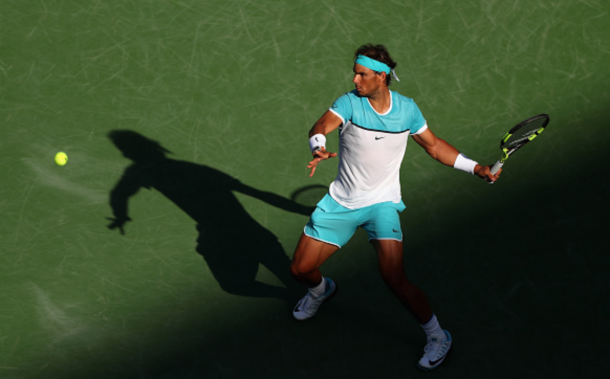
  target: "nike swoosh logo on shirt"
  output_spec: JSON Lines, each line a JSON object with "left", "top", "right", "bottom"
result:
{"left": 375, "top": 136, "right": 385, "bottom": 140}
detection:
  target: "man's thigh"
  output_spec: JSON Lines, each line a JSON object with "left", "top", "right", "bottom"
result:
{"left": 361, "top": 201, "right": 405, "bottom": 242}
{"left": 292, "top": 233, "right": 340, "bottom": 274}
{"left": 303, "top": 194, "right": 360, "bottom": 248}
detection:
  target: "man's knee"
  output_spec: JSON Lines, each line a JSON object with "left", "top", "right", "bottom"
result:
{"left": 290, "top": 259, "right": 314, "bottom": 278}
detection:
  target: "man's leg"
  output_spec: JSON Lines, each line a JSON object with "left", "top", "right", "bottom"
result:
{"left": 371, "top": 239, "right": 452, "bottom": 370}
{"left": 290, "top": 233, "right": 339, "bottom": 286}
{"left": 371, "top": 239, "right": 433, "bottom": 323}
{"left": 290, "top": 233, "right": 339, "bottom": 320}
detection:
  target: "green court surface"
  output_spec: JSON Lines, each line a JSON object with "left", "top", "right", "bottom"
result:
{"left": 1, "top": 1, "right": 609, "bottom": 378}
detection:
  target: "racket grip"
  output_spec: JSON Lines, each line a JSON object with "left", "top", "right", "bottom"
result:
{"left": 490, "top": 160, "right": 503, "bottom": 175}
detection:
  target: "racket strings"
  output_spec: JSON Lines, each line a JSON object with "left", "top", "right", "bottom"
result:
{"left": 506, "top": 127, "right": 540, "bottom": 146}
{"left": 504, "top": 117, "right": 548, "bottom": 148}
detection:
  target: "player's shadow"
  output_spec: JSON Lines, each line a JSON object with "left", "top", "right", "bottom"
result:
{"left": 106, "top": 130, "right": 313, "bottom": 302}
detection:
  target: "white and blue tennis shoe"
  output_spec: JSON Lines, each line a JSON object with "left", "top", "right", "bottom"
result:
{"left": 417, "top": 330, "right": 452, "bottom": 371}
{"left": 292, "top": 278, "right": 337, "bottom": 321}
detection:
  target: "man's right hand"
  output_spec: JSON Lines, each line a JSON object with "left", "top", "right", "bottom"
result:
{"left": 307, "top": 148, "right": 337, "bottom": 177}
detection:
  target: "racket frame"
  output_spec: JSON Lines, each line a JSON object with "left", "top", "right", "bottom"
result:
{"left": 490, "top": 114, "right": 549, "bottom": 175}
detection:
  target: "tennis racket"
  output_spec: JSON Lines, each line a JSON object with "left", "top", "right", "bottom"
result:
{"left": 490, "top": 114, "right": 550, "bottom": 176}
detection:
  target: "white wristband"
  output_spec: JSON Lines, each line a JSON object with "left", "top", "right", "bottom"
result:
{"left": 454, "top": 153, "right": 478, "bottom": 175}
{"left": 309, "top": 134, "right": 326, "bottom": 154}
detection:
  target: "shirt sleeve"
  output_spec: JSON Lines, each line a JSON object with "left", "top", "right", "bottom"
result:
{"left": 328, "top": 92, "right": 353, "bottom": 125}
{"left": 409, "top": 101, "right": 428, "bottom": 135}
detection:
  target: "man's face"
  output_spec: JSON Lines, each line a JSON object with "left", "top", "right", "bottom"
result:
{"left": 352, "top": 63, "right": 385, "bottom": 97}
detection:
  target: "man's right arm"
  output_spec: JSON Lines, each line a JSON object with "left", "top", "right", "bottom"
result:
{"left": 309, "top": 110, "right": 342, "bottom": 137}
{"left": 107, "top": 168, "right": 143, "bottom": 234}
{"left": 307, "top": 110, "right": 342, "bottom": 177}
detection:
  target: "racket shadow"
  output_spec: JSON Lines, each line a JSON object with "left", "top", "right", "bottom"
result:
{"left": 290, "top": 184, "right": 329, "bottom": 208}
{"left": 107, "top": 130, "right": 310, "bottom": 302}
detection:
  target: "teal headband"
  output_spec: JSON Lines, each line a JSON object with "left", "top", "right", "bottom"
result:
{"left": 355, "top": 54, "right": 400, "bottom": 81}
{"left": 355, "top": 55, "right": 391, "bottom": 74}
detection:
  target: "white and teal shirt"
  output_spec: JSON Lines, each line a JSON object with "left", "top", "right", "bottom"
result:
{"left": 327, "top": 89, "right": 427, "bottom": 209}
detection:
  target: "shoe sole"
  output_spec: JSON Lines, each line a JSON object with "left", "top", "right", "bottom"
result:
{"left": 292, "top": 282, "right": 338, "bottom": 321}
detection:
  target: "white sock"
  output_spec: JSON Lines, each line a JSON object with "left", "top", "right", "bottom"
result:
{"left": 308, "top": 277, "right": 327, "bottom": 298}
{"left": 421, "top": 314, "right": 445, "bottom": 338}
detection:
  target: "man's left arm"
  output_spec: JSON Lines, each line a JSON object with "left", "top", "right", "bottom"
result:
{"left": 107, "top": 168, "right": 142, "bottom": 234}
{"left": 412, "top": 128, "right": 501, "bottom": 183}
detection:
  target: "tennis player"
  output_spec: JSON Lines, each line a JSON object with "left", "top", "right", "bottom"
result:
{"left": 290, "top": 44, "right": 500, "bottom": 371}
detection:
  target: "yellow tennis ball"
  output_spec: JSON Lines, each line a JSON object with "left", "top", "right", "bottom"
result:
{"left": 55, "top": 152, "right": 68, "bottom": 166}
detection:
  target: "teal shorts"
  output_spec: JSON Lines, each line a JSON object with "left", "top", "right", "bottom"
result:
{"left": 304, "top": 194, "right": 406, "bottom": 248}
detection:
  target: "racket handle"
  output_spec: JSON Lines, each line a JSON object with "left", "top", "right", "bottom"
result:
{"left": 487, "top": 160, "right": 504, "bottom": 185}
{"left": 490, "top": 160, "right": 503, "bottom": 175}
